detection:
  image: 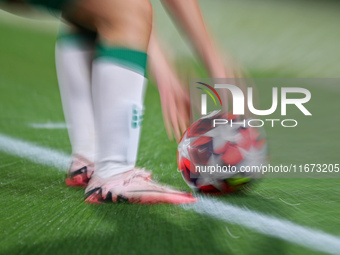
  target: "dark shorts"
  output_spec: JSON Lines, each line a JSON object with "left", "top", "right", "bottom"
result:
{"left": 25, "top": 0, "right": 75, "bottom": 11}
{"left": 0, "top": 0, "right": 76, "bottom": 12}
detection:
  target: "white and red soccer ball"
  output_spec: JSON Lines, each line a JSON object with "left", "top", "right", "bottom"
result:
{"left": 177, "top": 110, "right": 267, "bottom": 195}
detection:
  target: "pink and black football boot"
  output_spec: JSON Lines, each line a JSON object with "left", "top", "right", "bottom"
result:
{"left": 65, "top": 155, "right": 94, "bottom": 187}
{"left": 84, "top": 168, "right": 197, "bottom": 204}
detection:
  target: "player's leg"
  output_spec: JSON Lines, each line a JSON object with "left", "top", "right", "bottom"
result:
{"left": 65, "top": 0, "right": 196, "bottom": 204}
{"left": 55, "top": 24, "right": 96, "bottom": 187}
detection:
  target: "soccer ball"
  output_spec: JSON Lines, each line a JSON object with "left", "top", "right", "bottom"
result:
{"left": 177, "top": 110, "right": 267, "bottom": 195}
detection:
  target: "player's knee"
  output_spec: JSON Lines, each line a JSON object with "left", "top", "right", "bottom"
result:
{"left": 137, "top": 0, "right": 153, "bottom": 39}
{"left": 97, "top": 0, "right": 153, "bottom": 50}
{"left": 121, "top": 0, "right": 153, "bottom": 33}
{"left": 139, "top": 0, "right": 153, "bottom": 28}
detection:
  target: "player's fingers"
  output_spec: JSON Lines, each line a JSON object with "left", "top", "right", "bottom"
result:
{"left": 185, "top": 91, "right": 191, "bottom": 121}
{"left": 172, "top": 114, "right": 181, "bottom": 143}
{"left": 164, "top": 116, "right": 174, "bottom": 141}
{"left": 164, "top": 112, "right": 174, "bottom": 141}
{"left": 178, "top": 88, "right": 190, "bottom": 125}
{"left": 179, "top": 112, "right": 188, "bottom": 134}
{"left": 168, "top": 96, "right": 181, "bottom": 142}
{"left": 160, "top": 94, "right": 173, "bottom": 141}
{"left": 177, "top": 99, "right": 189, "bottom": 134}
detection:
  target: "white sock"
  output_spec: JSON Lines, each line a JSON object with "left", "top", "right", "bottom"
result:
{"left": 55, "top": 28, "right": 96, "bottom": 162}
{"left": 91, "top": 45, "right": 147, "bottom": 178}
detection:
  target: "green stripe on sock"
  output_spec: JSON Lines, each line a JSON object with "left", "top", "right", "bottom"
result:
{"left": 95, "top": 44, "right": 147, "bottom": 76}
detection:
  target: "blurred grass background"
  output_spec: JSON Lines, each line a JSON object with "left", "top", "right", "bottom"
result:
{"left": 152, "top": 0, "right": 340, "bottom": 78}
{"left": 1, "top": 1, "right": 340, "bottom": 255}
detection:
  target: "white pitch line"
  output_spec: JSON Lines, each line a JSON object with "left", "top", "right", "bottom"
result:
{"left": 182, "top": 197, "right": 340, "bottom": 255}
{"left": 28, "top": 122, "right": 67, "bottom": 129}
{"left": 0, "top": 133, "right": 340, "bottom": 254}
{"left": 0, "top": 133, "right": 69, "bottom": 170}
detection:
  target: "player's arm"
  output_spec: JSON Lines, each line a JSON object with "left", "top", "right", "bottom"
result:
{"left": 148, "top": 30, "right": 190, "bottom": 142}
{"left": 161, "top": 0, "right": 233, "bottom": 78}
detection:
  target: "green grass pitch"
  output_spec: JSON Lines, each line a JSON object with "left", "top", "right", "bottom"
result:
{"left": 0, "top": 14, "right": 340, "bottom": 255}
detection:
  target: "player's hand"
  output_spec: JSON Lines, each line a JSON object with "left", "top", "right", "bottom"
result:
{"left": 157, "top": 71, "right": 190, "bottom": 142}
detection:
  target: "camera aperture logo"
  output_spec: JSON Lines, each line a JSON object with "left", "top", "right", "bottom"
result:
{"left": 196, "top": 81, "right": 312, "bottom": 128}
{"left": 196, "top": 82, "right": 223, "bottom": 109}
